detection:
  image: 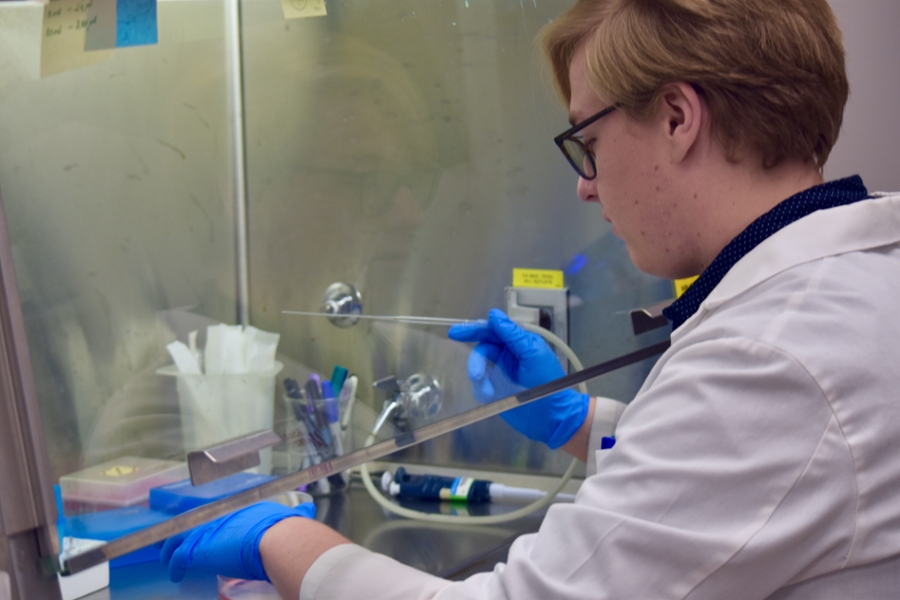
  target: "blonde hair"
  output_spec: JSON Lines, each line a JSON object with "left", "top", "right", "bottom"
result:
{"left": 540, "top": 0, "right": 849, "bottom": 169}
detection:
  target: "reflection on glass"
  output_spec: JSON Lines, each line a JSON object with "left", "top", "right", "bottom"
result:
{"left": 0, "top": 3, "right": 237, "bottom": 481}
{"left": 245, "top": 0, "right": 670, "bottom": 477}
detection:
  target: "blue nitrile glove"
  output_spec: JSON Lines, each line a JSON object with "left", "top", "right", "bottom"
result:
{"left": 448, "top": 308, "right": 589, "bottom": 449}
{"left": 160, "top": 501, "right": 316, "bottom": 583}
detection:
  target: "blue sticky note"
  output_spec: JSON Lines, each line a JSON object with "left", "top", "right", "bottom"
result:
{"left": 116, "top": 0, "right": 157, "bottom": 48}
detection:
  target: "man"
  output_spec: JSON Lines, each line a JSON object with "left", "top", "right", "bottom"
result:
{"left": 162, "top": 1, "right": 900, "bottom": 597}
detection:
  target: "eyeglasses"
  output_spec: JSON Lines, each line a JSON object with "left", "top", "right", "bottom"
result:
{"left": 553, "top": 104, "right": 618, "bottom": 180}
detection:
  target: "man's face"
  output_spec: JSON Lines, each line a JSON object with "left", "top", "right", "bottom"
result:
{"left": 568, "top": 46, "right": 692, "bottom": 279}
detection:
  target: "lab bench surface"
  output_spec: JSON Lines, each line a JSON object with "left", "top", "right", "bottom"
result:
{"left": 79, "top": 481, "right": 549, "bottom": 599}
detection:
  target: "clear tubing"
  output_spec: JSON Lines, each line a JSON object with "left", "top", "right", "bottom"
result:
{"left": 358, "top": 322, "right": 586, "bottom": 525}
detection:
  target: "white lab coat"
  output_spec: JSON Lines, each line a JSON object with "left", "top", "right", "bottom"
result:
{"left": 300, "top": 192, "right": 900, "bottom": 600}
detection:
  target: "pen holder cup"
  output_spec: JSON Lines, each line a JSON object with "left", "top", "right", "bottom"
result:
{"left": 157, "top": 362, "right": 284, "bottom": 474}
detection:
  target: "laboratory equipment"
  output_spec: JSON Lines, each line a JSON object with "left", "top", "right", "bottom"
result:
{"left": 149, "top": 472, "right": 277, "bottom": 515}
{"left": 186, "top": 430, "right": 282, "bottom": 487}
{"left": 62, "top": 506, "right": 172, "bottom": 568}
{"left": 382, "top": 468, "right": 576, "bottom": 504}
{"left": 321, "top": 382, "right": 347, "bottom": 487}
{"left": 359, "top": 319, "right": 590, "bottom": 525}
{"left": 218, "top": 575, "right": 280, "bottom": 600}
{"left": 63, "top": 337, "right": 669, "bottom": 575}
{"left": 320, "top": 283, "right": 363, "bottom": 328}
{"left": 0, "top": 1, "right": 683, "bottom": 595}
{"left": 282, "top": 310, "right": 476, "bottom": 327}
{"left": 58, "top": 457, "right": 188, "bottom": 514}
{"left": 373, "top": 373, "right": 443, "bottom": 432}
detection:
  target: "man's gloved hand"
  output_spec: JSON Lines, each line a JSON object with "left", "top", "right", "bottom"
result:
{"left": 160, "top": 501, "right": 316, "bottom": 583}
{"left": 448, "top": 308, "right": 588, "bottom": 449}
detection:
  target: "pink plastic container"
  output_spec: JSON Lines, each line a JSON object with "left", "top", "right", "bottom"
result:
{"left": 218, "top": 576, "right": 282, "bottom": 599}
{"left": 59, "top": 456, "right": 188, "bottom": 514}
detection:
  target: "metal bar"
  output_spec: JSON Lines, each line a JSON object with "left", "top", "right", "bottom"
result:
{"left": 281, "top": 310, "right": 475, "bottom": 326}
{"left": 65, "top": 339, "right": 670, "bottom": 575}
{"left": 188, "top": 430, "right": 281, "bottom": 486}
{"left": 0, "top": 186, "right": 63, "bottom": 598}
{"left": 629, "top": 300, "right": 673, "bottom": 336}
{"left": 225, "top": 0, "right": 250, "bottom": 326}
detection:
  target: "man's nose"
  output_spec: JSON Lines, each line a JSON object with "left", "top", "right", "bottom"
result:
{"left": 577, "top": 175, "right": 598, "bottom": 202}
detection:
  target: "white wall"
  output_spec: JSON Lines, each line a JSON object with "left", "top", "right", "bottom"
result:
{"left": 826, "top": 0, "right": 900, "bottom": 192}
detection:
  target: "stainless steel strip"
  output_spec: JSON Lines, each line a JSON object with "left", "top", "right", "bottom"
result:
{"left": 65, "top": 339, "right": 670, "bottom": 575}
{"left": 226, "top": 0, "right": 250, "bottom": 326}
{"left": 281, "top": 310, "right": 475, "bottom": 326}
{"left": 188, "top": 430, "right": 282, "bottom": 486}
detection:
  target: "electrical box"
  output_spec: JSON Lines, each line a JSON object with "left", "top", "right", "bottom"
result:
{"left": 505, "top": 286, "right": 570, "bottom": 370}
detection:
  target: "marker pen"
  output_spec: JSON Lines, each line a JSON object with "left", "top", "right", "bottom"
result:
{"left": 321, "top": 382, "right": 346, "bottom": 485}
{"left": 282, "top": 382, "right": 312, "bottom": 472}
{"left": 330, "top": 366, "right": 348, "bottom": 399}
{"left": 338, "top": 375, "right": 358, "bottom": 432}
{"left": 284, "top": 378, "right": 329, "bottom": 492}
{"left": 304, "top": 374, "right": 333, "bottom": 448}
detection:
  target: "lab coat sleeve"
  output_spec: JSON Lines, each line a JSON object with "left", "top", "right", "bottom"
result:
{"left": 302, "top": 336, "right": 856, "bottom": 599}
{"left": 487, "top": 336, "right": 856, "bottom": 599}
{"left": 300, "top": 543, "right": 453, "bottom": 600}
{"left": 585, "top": 396, "right": 627, "bottom": 474}
{"left": 299, "top": 398, "right": 627, "bottom": 600}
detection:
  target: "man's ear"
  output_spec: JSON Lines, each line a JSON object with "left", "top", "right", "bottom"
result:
{"left": 656, "top": 82, "right": 704, "bottom": 164}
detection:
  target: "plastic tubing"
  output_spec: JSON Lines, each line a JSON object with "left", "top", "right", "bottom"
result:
{"left": 359, "top": 322, "right": 587, "bottom": 525}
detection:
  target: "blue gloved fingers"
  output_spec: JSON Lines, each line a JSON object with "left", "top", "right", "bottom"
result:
{"left": 160, "top": 530, "right": 190, "bottom": 569}
{"left": 467, "top": 343, "right": 497, "bottom": 401}
{"left": 468, "top": 340, "right": 502, "bottom": 378}
{"left": 159, "top": 501, "right": 317, "bottom": 584}
{"left": 449, "top": 312, "right": 545, "bottom": 362}
{"left": 166, "top": 529, "right": 200, "bottom": 583}
{"left": 487, "top": 309, "right": 554, "bottom": 362}
{"left": 448, "top": 319, "right": 496, "bottom": 343}
{"left": 466, "top": 342, "right": 503, "bottom": 382}
{"left": 450, "top": 309, "right": 581, "bottom": 447}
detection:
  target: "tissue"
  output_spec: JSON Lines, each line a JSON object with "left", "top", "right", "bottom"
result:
{"left": 160, "top": 324, "right": 282, "bottom": 473}
{"left": 166, "top": 324, "right": 280, "bottom": 375}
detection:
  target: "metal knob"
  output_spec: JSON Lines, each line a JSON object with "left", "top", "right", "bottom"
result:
{"left": 321, "top": 283, "right": 363, "bottom": 328}
{"left": 373, "top": 373, "right": 442, "bottom": 432}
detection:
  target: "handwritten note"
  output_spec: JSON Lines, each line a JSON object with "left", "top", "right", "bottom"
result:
{"left": 84, "top": 0, "right": 117, "bottom": 51}
{"left": 281, "top": 0, "right": 327, "bottom": 20}
{"left": 116, "top": 0, "right": 157, "bottom": 48}
{"left": 41, "top": 0, "right": 114, "bottom": 77}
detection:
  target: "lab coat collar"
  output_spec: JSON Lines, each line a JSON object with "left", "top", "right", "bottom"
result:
{"left": 672, "top": 191, "right": 900, "bottom": 341}
{"left": 664, "top": 176, "right": 869, "bottom": 330}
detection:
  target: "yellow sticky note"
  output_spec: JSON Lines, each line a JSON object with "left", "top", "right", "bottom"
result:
{"left": 42, "top": 0, "right": 113, "bottom": 78}
{"left": 281, "top": 0, "right": 327, "bottom": 20}
{"left": 512, "top": 269, "right": 564, "bottom": 290}
{"left": 674, "top": 276, "right": 698, "bottom": 298}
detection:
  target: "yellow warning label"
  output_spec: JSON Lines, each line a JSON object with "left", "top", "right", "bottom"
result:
{"left": 674, "top": 276, "right": 699, "bottom": 298}
{"left": 513, "top": 269, "right": 564, "bottom": 289}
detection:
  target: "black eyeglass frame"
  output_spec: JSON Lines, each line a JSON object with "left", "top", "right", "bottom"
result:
{"left": 553, "top": 104, "right": 619, "bottom": 180}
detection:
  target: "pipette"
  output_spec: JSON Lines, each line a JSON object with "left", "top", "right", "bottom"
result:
{"left": 63, "top": 339, "right": 670, "bottom": 575}
{"left": 282, "top": 310, "right": 475, "bottom": 326}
